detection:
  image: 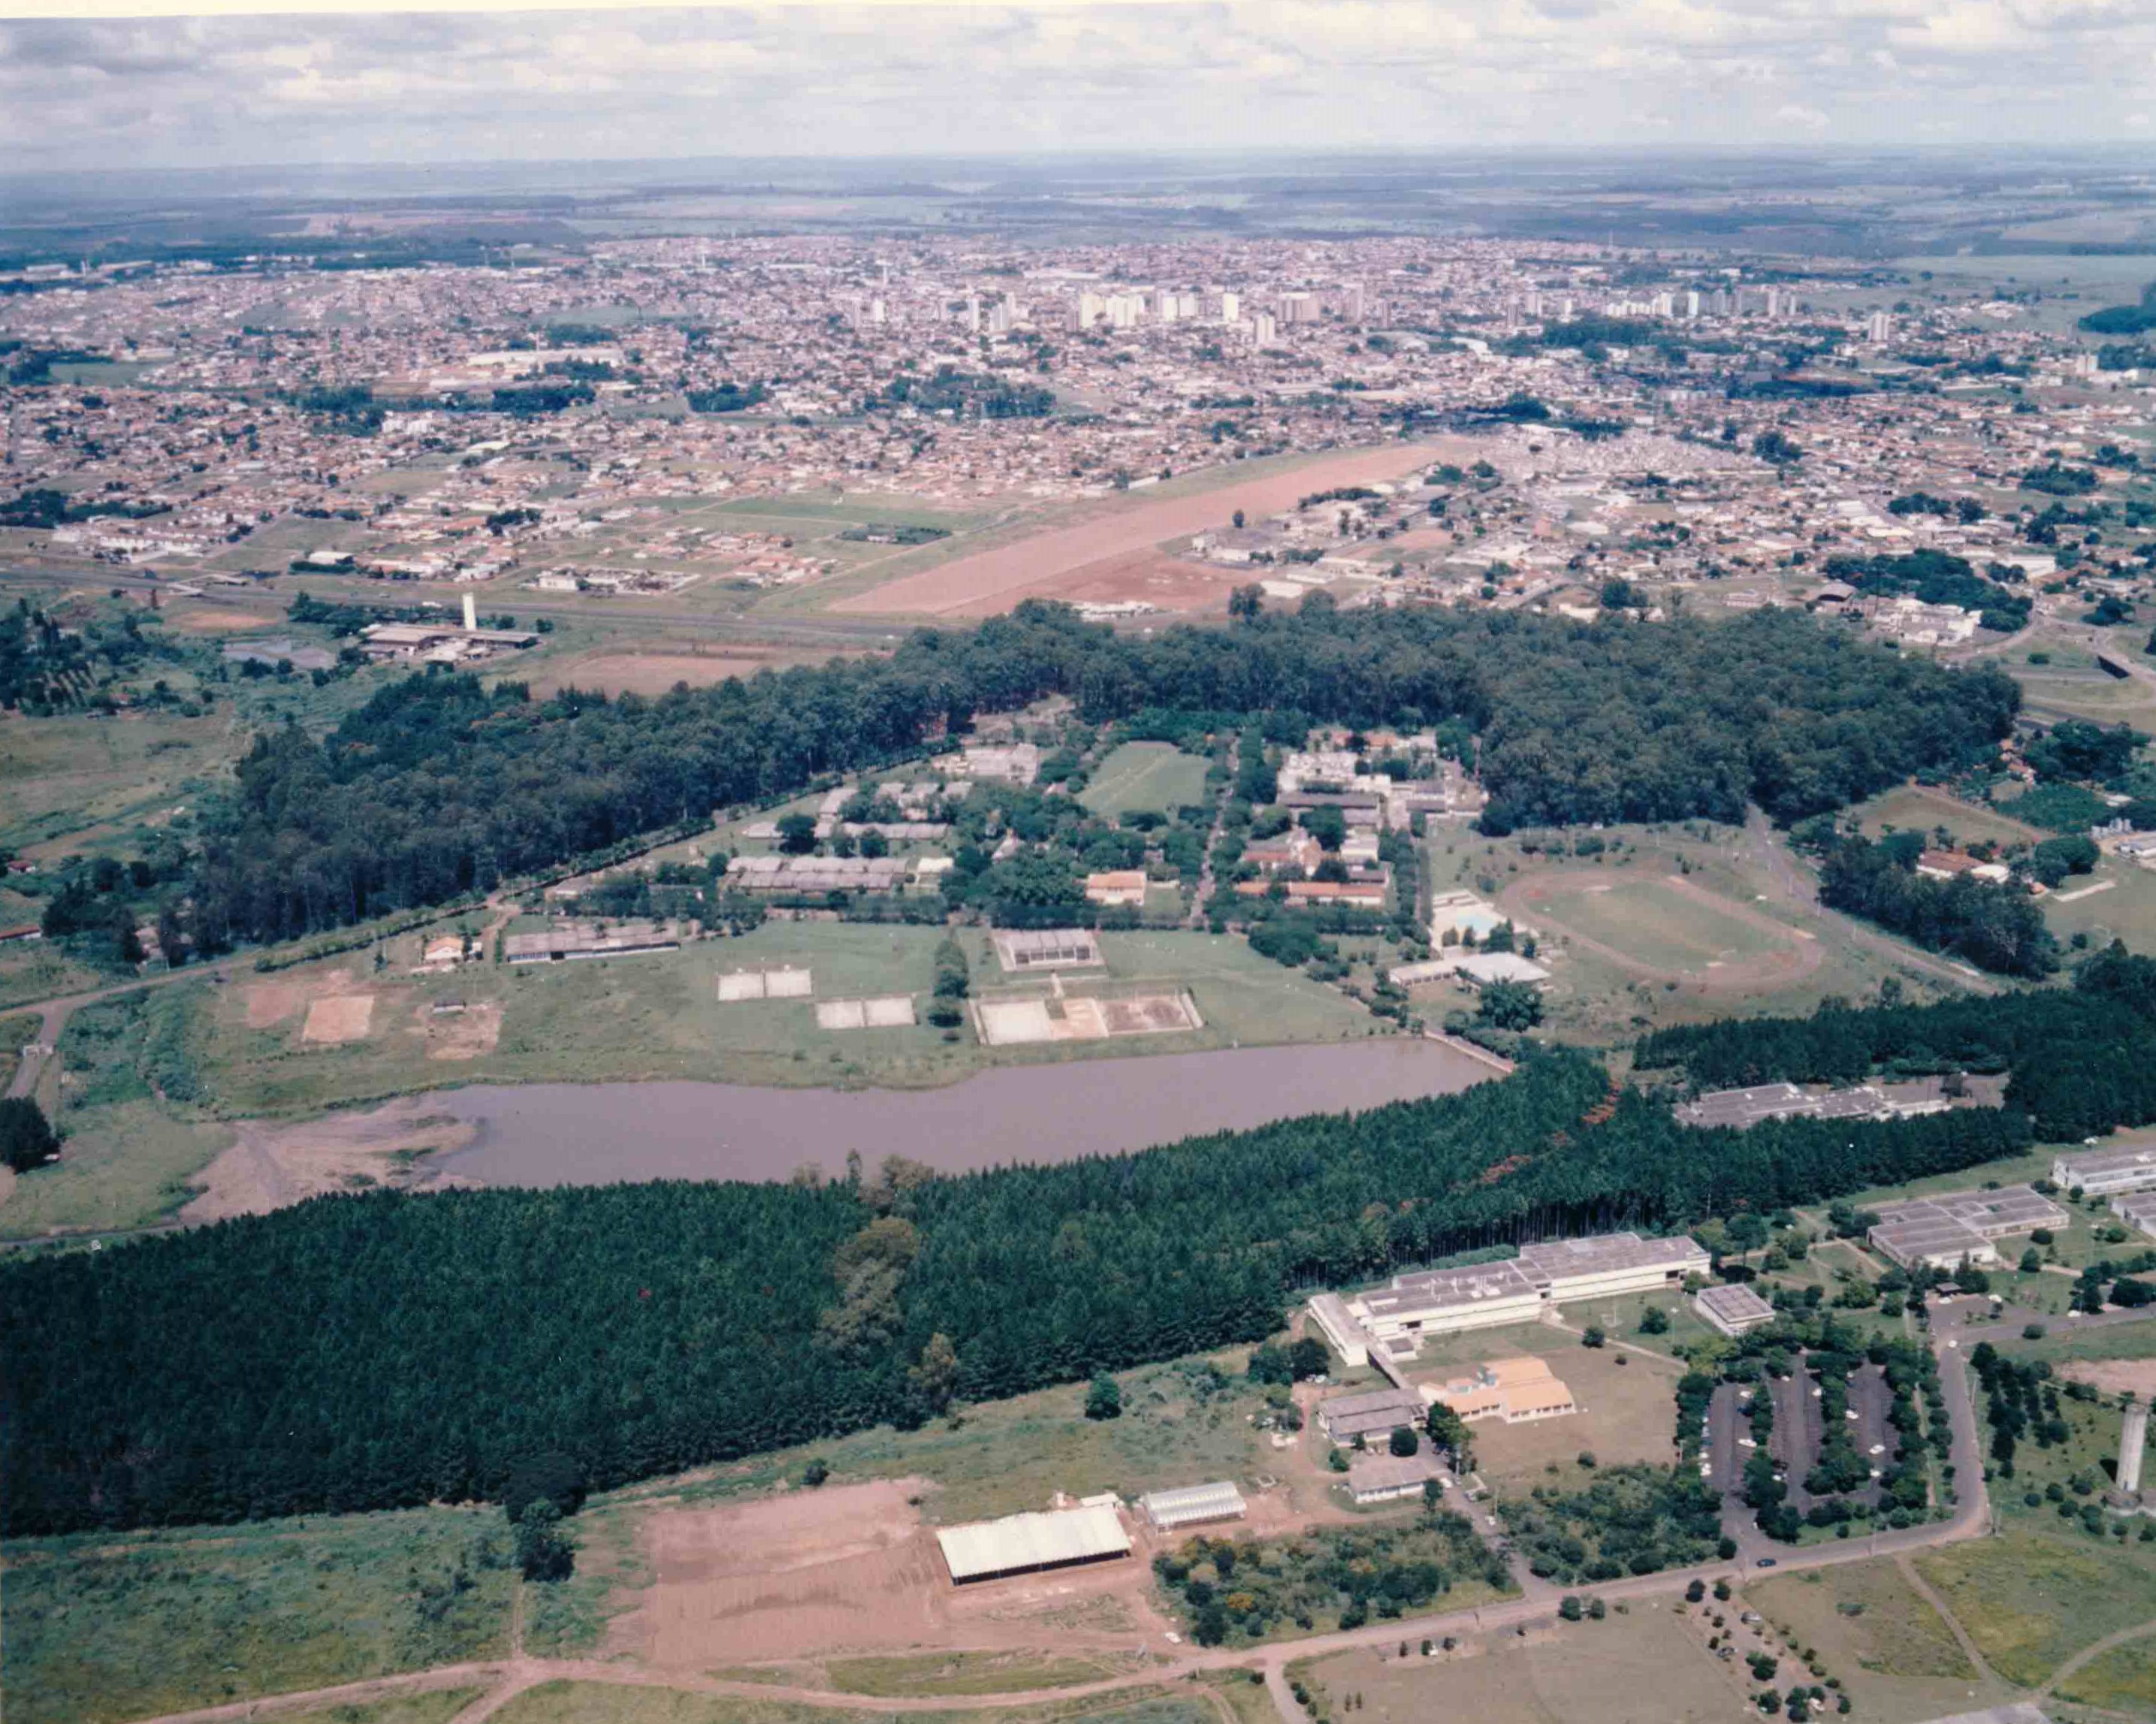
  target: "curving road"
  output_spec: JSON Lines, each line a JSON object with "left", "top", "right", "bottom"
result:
{"left": 117, "top": 1315, "right": 2000, "bottom": 1724}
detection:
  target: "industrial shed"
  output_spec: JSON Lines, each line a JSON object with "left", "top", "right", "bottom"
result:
{"left": 1137, "top": 1481, "right": 1247, "bottom": 1532}
{"left": 935, "top": 1505, "right": 1131, "bottom": 1584}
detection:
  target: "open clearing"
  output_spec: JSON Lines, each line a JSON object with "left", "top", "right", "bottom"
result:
{"left": 830, "top": 444, "right": 1457, "bottom": 617}
{"left": 624, "top": 1478, "right": 1173, "bottom": 1670}
{"left": 180, "top": 1098, "right": 479, "bottom": 1222}
{"left": 489, "top": 1684, "right": 1213, "bottom": 1724}
{"left": 1296, "top": 1600, "right": 1746, "bottom": 1724}
{"left": 302, "top": 993, "right": 377, "bottom": 1045}
{"left": 1914, "top": 1526, "right": 2156, "bottom": 1687}
{"left": 1079, "top": 744, "right": 1211, "bottom": 818}
{"left": 0, "top": 1506, "right": 515, "bottom": 1724}
{"left": 1747, "top": 1559, "right": 2007, "bottom": 1722}
{"left": 520, "top": 646, "right": 850, "bottom": 699}
{"left": 1853, "top": 783, "right": 2047, "bottom": 849}
{"left": 1505, "top": 871, "right": 1812, "bottom": 989}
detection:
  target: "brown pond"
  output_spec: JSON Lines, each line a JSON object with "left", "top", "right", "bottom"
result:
{"left": 430, "top": 1037, "right": 1493, "bottom": 1186}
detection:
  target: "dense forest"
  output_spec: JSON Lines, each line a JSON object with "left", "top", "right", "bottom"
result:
{"left": 1815, "top": 831, "right": 2058, "bottom": 977}
{"left": 156, "top": 601, "right": 2014, "bottom": 949}
{"left": 0, "top": 1044, "right": 2036, "bottom": 1535}
{"left": 1636, "top": 943, "right": 2156, "bottom": 1141}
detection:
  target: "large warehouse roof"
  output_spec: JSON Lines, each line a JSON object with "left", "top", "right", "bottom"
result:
{"left": 935, "top": 1505, "right": 1131, "bottom": 1582}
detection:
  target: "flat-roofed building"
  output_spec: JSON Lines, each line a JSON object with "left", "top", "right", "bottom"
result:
{"left": 1318, "top": 1232, "right": 1708, "bottom": 1360}
{"left": 992, "top": 928, "right": 1104, "bottom": 972}
{"left": 1345, "top": 1449, "right": 1446, "bottom": 1505}
{"left": 935, "top": 1505, "right": 1130, "bottom": 1584}
{"left": 2055, "top": 1143, "right": 2156, "bottom": 1197}
{"left": 1867, "top": 1185, "right": 2067, "bottom": 1270}
{"left": 503, "top": 919, "right": 681, "bottom": 964}
{"left": 1357, "top": 1261, "right": 1545, "bottom": 1348}
{"left": 1696, "top": 1282, "right": 1777, "bottom": 1337}
{"left": 1515, "top": 1233, "right": 1711, "bottom": 1302}
{"left": 2115, "top": 1191, "right": 2156, "bottom": 1238}
{"left": 1315, "top": 1387, "right": 1427, "bottom": 1447}
{"left": 1138, "top": 1481, "right": 1247, "bottom": 1531}
{"left": 1306, "top": 1291, "right": 1377, "bottom": 1369}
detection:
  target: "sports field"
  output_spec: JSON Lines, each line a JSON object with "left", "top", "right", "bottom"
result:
{"left": 1512, "top": 872, "right": 1805, "bottom": 986}
{"left": 1078, "top": 742, "right": 1210, "bottom": 817}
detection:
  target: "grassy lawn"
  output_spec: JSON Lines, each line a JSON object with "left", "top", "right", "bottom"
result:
{"left": 1079, "top": 744, "right": 1211, "bottom": 819}
{"left": 1915, "top": 1526, "right": 2156, "bottom": 1687}
{"left": 822, "top": 1652, "right": 1133, "bottom": 1697}
{"left": 0, "top": 1507, "right": 517, "bottom": 1724}
{"left": 0, "top": 937, "right": 110, "bottom": 1012}
{"left": 0, "top": 708, "right": 236, "bottom": 857}
{"left": 1745, "top": 1559, "right": 2007, "bottom": 1722}
{"left": 1850, "top": 783, "right": 2046, "bottom": 849}
{"left": 177, "top": 922, "right": 1382, "bottom": 1119}
{"left": 0, "top": 1096, "right": 233, "bottom": 1238}
{"left": 1296, "top": 1602, "right": 1749, "bottom": 1724}
{"left": 2055, "top": 1632, "right": 2156, "bottom": 1713}
{"left": 489, "top": 1683, "right": 1212, "bottom": 1724}
{"left": 1535, "top": 877, "right": 1787, "bottom": 972}
{"left": 1381, "top": 1321, "right": 1686, "bottom": 1490}
{"left": 649, "top": 1347, "right": 1287, "bottom": 1526}
{"left": 284, "top": 1692, "right": 488, "bottom": 1724}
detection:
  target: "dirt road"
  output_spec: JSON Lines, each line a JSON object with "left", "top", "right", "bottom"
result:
{"left": 119, "top": 1311, "right": 2002, "bottom": 1724}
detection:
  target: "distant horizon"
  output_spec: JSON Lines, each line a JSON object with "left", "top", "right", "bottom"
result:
{"left": 4, "top": 2, "right": 2154, "bottom": 175}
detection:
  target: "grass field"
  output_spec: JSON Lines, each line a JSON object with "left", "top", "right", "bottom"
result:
{"left": 1297, "top": 1601, "right": 1747, "bottom": 1724}
{"left": 282, "top": 1692, "right": 487, "bottom": 1724}
{"left": 1746, "top": 1560, "right": 2004, "bottom": 1722}
{"left": 174, "top": 922, "right": 1381, "bottom": 1119}
{"left": 1078, "top": 744, "right": 1211, "bottom": 819}
{"left": 0, "top": 708, "right": 235, "bottom": 856}
{"left": 1915, "top": 1526, "right": 2156, "bottom": 1688}
{"left": 1, "top": 1507, "right": 517, "bottom": 1724}
{"left": 1850, "top": 783, "right": 2046, "bottom": 850}
{"left": 1532, "top": 877, "right": 1787, "bottom": 972}
{"left": 1378, "top": 1316, "right": 1689, "bottom": 1490}
{"left": 490, "top": 1686, "right": 1213, "bottom": 1724}
{"left": 2055, "top": 1633, "right": 2156, "bottom": 1713}
{"left": 822, "top": 1652, "right": 1130, "bottom": 1697}
{"left": 0, "top": 1096, "right": 233, "bottom": 1238}
{"left": 1427, "top": 821, "right": 1941, "bottom": 1051}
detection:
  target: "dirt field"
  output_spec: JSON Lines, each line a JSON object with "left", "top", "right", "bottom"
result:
{"left": 425, "top": 1001, "right": 501, "bottom": 1061}
{"left": 180, "top": 1100, "right": 478, "bottom": 1221}
{"left": 2060, "top": 1357, "right": 2156, "bottom": 1397}
{"left": 624, "top": 1478, "right": 1172, "bottom": 1670}
{"left": 246, "top": 971, "right": 363, "bottom": 1029}
{"left": 831, "top": 444, "right": 1461, "bottom": 617}
{"left": 301, "top": 994, "right": 376, "bottom": 1045}
{"left": 521, "top": 648, "right": 847, "bottom": 698}
{"left": 166, "top": 606, "right": 268, "bottom": 633}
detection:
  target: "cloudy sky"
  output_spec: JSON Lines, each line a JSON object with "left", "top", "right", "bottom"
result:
{"left": 1, "top": 0, "right": 2152, "bottom": 173}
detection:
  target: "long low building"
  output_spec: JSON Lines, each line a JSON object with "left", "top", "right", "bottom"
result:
{"left": 2114, "top": 1191, "right": 2156, "bottom": 1237}
{"left": 1137, "top": 1481, "right": 1246, "bottom": 1532}
{"left": 1867, "top": 1185, "right": 2067, "bottom": 1271}
{"left": 2055, "top": 1142, "right": 2156, "bottom": 1197}
{"left": 935, "top": 1505, "right": 1131, "bottom": 1584}
{"left": 1315, "top": 1231, "right": 1710, "bottom": 1358}
{"left": 1315, "top": 1386, "right": 1427, "bottom": 1446}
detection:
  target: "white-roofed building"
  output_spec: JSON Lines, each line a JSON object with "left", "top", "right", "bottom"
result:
{"left": 1137, "top": 1481, "right": 1247, "bottom": 1532}
{"left": 935, "top": 1505, "right": 1131, "bottom": 1584}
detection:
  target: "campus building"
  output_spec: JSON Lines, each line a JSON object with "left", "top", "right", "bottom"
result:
{"left": 2054, "top": 1143, "right": 2156, "bottom": 1198}
{"left": 1694, "top": 1282, "right": 1777, "bottom": 1338}
{"left": 1308, "top": 1231, "right": 1710, "bottom": 1365}
{"left": 1865, "top": 1185, "right": 2067, "bottom": 1272}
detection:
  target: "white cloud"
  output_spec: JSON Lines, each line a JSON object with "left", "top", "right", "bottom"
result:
{"left": 1, "top": 1, "right": 2153, "bottom": 168}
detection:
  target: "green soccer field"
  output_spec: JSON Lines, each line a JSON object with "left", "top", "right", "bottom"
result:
{"left": 1078, "top": 742, "right": 1210, "bottom": 817}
